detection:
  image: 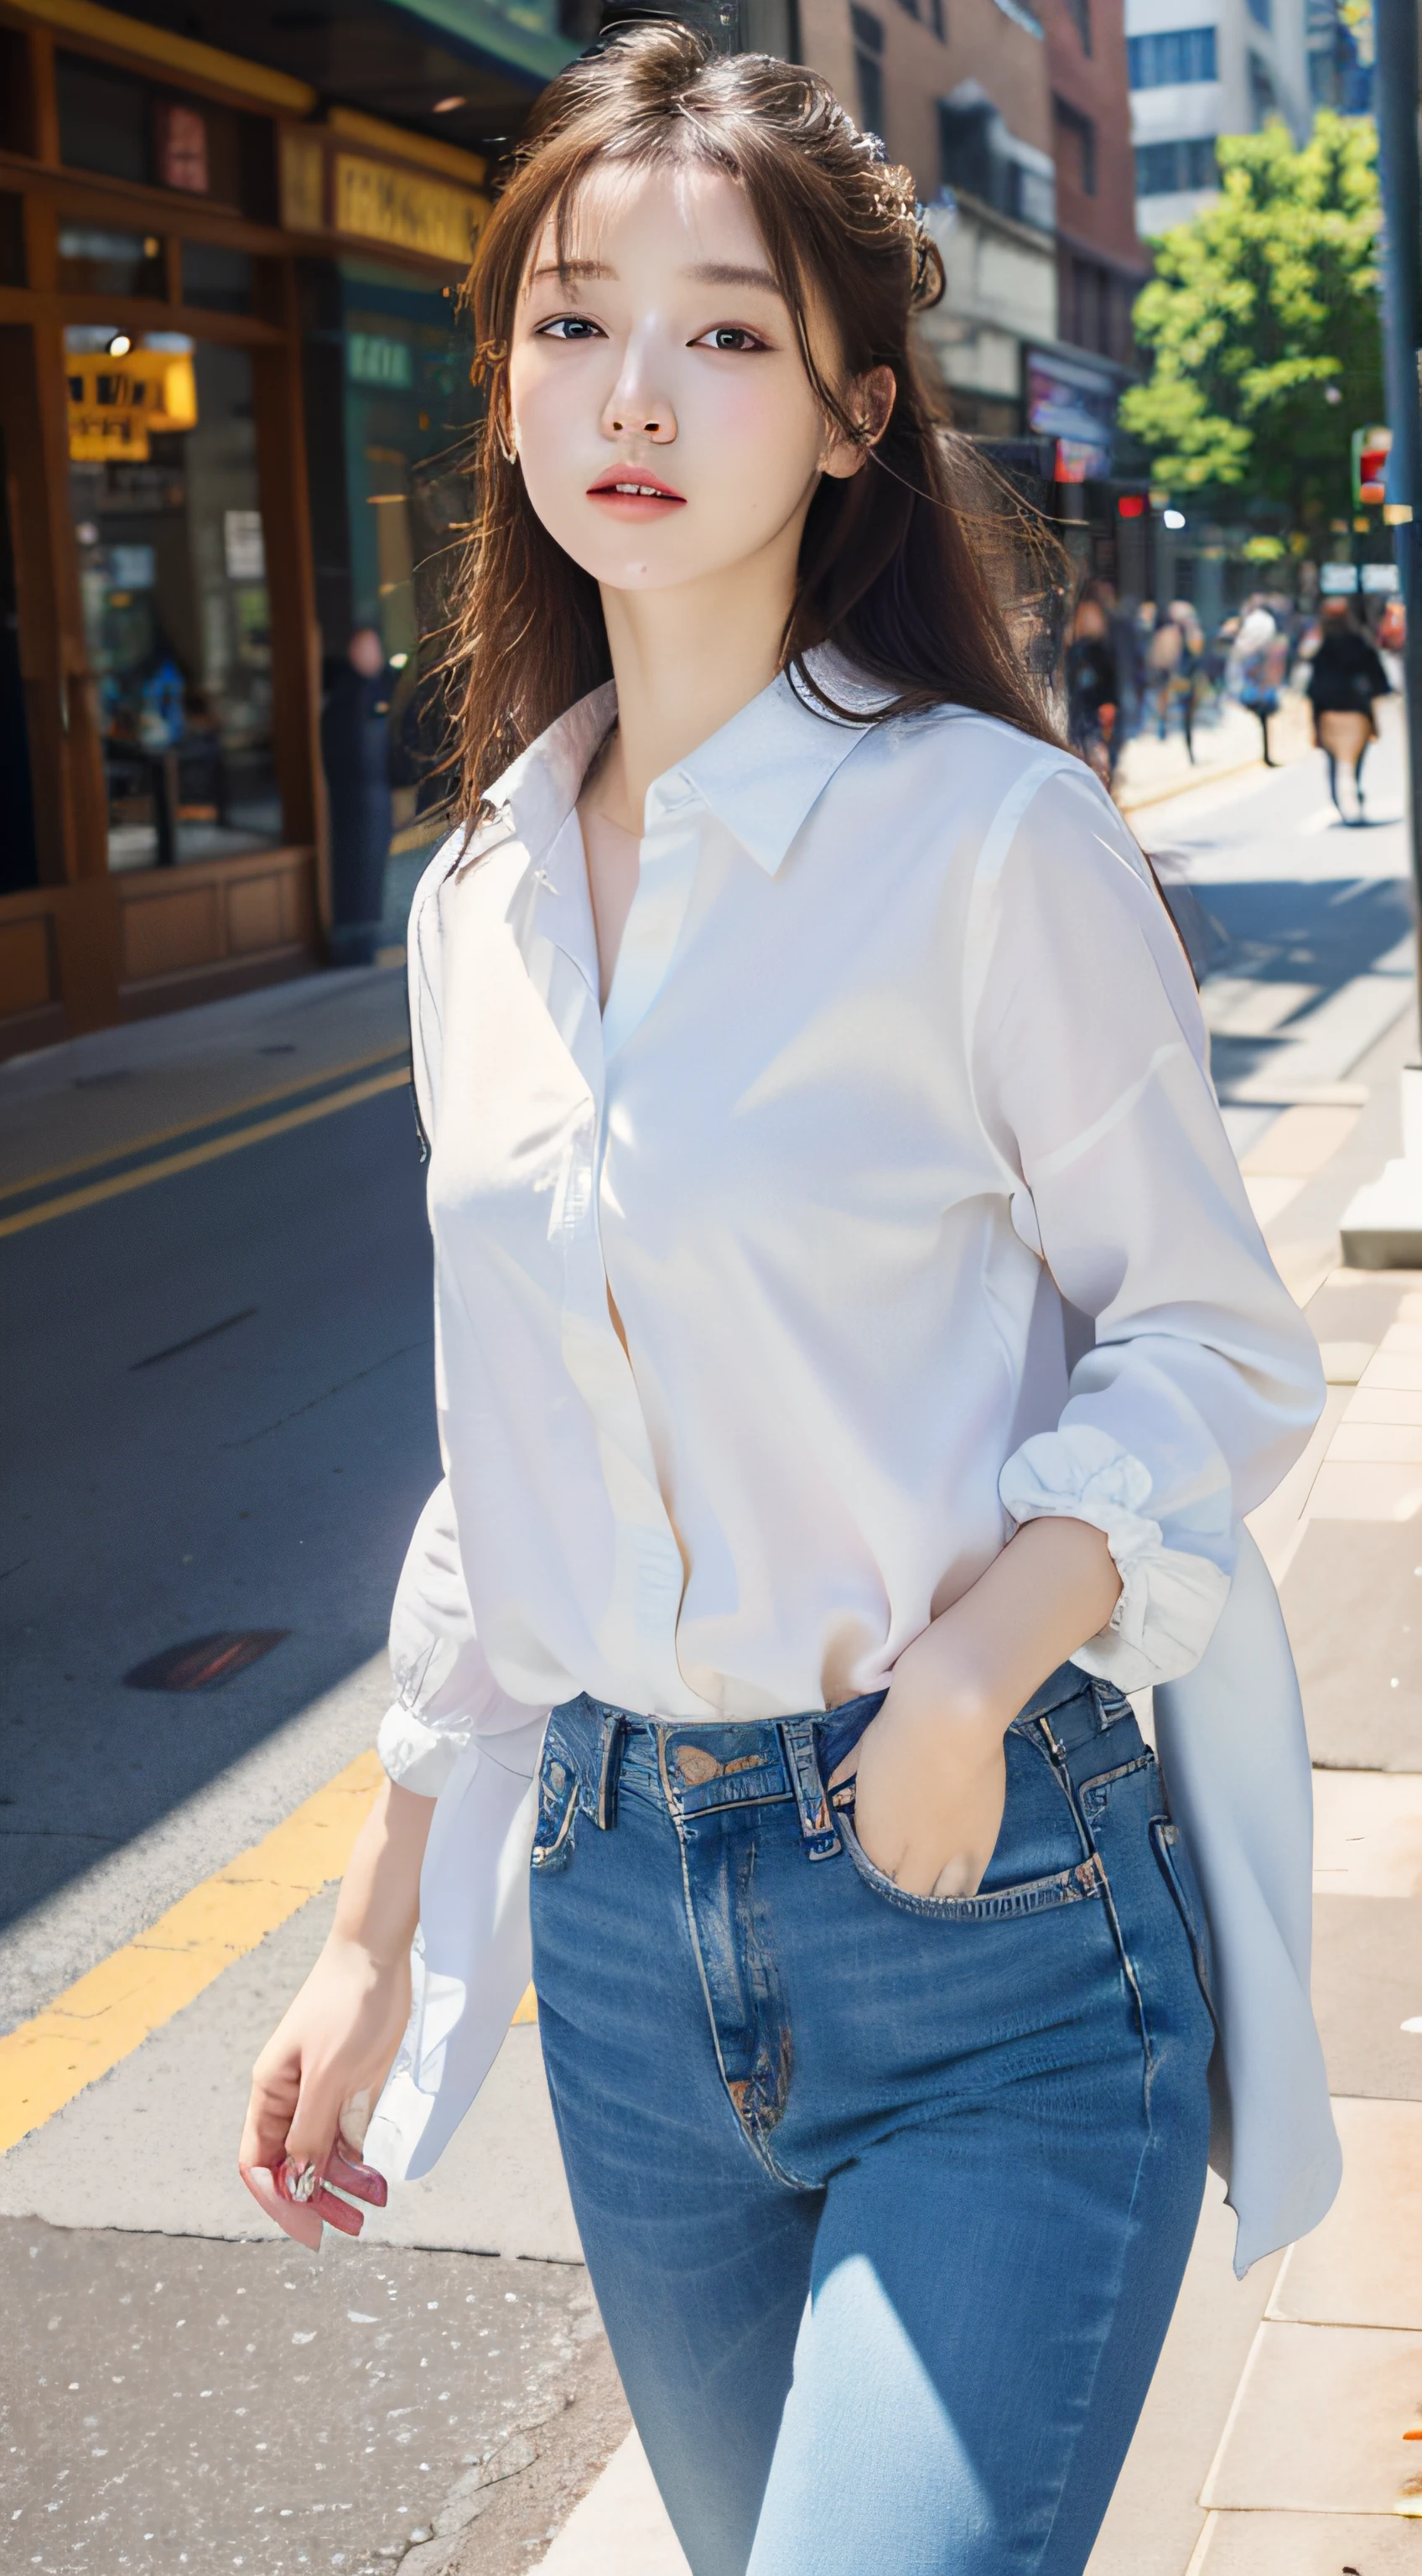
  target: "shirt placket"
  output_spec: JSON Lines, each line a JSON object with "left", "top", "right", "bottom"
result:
{"left": 548, "top": 787, "right": 708, "bottom": 1716}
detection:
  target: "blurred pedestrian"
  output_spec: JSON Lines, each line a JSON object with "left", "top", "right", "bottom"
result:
{"left": 1233, "top": 600, "right": 1286, "bottom": 766}
{"left": 321, "top": 626, "right": 395, "bottom": 966}
{"left": 1146, "top": 602, "right": 1185, "bottom": 742}
{"left": 1308, "top": 597, "right": 1389, "bottom": 823}
{"left": 1065, "top": 585, "right": 1119, "bottom": 786}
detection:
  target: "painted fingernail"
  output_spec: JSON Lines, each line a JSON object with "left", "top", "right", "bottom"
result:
{"left": 281, "top": 2156, "right": 319, "bottom": 2204}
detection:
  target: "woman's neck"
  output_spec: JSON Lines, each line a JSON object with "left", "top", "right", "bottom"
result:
{"left": 589, "top": 554, "right": 796, "bottom": 834}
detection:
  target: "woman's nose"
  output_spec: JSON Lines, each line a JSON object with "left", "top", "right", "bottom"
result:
{"left": 608, "top": 408, "right": 674, "bottom": 440}
{"left": 602, "top": 347, "right": 677, "bottom": 443}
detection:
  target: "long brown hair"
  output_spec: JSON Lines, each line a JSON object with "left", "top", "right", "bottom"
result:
{"left": 447, "top": 23, "right": 1059, "bottom": 809}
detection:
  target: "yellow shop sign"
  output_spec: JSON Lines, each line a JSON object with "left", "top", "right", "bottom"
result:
{"left": 67, "top": 350, "right": 199, "bottom": 463}
{"left": 334, "top": 153, "right": 487, "bottom": 265}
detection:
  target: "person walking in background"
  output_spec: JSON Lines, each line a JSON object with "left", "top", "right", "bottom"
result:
{"left": 1308, "top": 597, "right": 1390, "bottom": 823}
{"left": 1064, "top": 584, "right": 1118, "bottom": 787}
{"left": 1145, "top": 600, "right": 1184, "bottom": 743}
{"left": 320, "top": 626, "right": 395, "bottom": 965}
{"left": 1170, "top": 600, "right": 1204, "bottom": 765}
{"left": 1232, "top": 598, "right": 1286, "bottom": 766}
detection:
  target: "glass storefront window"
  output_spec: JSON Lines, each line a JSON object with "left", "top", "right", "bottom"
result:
{"left": 180, "top": 242, "right": 255, "bottom": 314}
{"left": 57, "top": 226, "right": 165, "bottom": 299}
{"left": 338, "top": 262, "right": 478, "bottom": 671}
{"left": 67, "top": 330, "right": 279, "bottom": 872}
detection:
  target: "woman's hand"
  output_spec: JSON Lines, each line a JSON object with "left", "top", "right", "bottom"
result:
{"left": 237, "top": 1775, "right": 434, "bottom": 2246}
{"left": 832, "top": 1517, "right": 1123, "bottom": 1900}
{"left": 237, "top": 1935, "right": 409, "bottom": 2247}
{"left": 831, "top": 1630, "right": 1011, "bottom": 1898}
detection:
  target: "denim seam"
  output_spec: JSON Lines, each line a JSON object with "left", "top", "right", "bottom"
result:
{"left": 655, "top": 1732, "right": 809, "bottom": 2194}
{"left": 1036, "top": 1729, "right": 1155, "bottom": 2112}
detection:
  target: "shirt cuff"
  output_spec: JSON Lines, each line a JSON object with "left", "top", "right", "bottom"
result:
{"left": 999, "top": 1424, "right": 1232, "bottom": 1692}
{"left": 376, "top": 1702, "right": 469, "bottom": 1799}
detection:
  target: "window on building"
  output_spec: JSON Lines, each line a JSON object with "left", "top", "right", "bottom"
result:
{"left": 939, "top": 94, "right": 1056, "bottom": 228}
{"left": 1066, "top": 0, "right": 1092, "bottom": 49}
{"left": 1248, "top": 46, "right": 1278, "bottom": 120}
{"left": 851, "top": 5, "right": 885, "bottom": 138}
{"left": 1308, "top": 0, "right": 1372, "bottom": 111}
{"left": 930, "top": 0, "right": 945, "bottom": 35}
{"left": 1247, "top": 0, "right": 1271, "bottom": 25}
{"left": 1053, "top": 96, "right": 1097, "bottom": 195}
{"left": 67, "top": 333, "right": 281, "bottom": 872}
{"left": 56, "top": 227, "right": 166, "bottom": 300}
{"left": 1127, "top": 27, "right": 1218, "bottom": 86}
{"left": 1134, "top": 134, "right": 1219, "bottom": 194}
{"left": 1059, "top": 257, "right": 1136, "bottom": 365}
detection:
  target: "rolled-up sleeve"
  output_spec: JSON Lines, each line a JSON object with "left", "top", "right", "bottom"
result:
{"left": 970, "top": 763, "right": 1325, "bottom": 1691}
{"left": 379, "top": 1480, "right": 548, "bottom": 1796}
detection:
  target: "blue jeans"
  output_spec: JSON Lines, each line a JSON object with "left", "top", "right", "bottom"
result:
{"left": 529, "top": 1667, "right": 1214, "bottom": 2576}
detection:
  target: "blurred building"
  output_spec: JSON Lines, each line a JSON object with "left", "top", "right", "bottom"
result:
{"left": 1305, "top": 0, "right": 1373, "bottom": 112}
{"left": 0, "top": 0, "right": 577, "bottom": 1057}
{"left": 1126, "top": 0, "right": 1309, "bottom": 232}
{"left": 795, "top": 0, "right": 1141, "bottom": 522}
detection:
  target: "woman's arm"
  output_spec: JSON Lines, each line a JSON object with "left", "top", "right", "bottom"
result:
{"left": 238, "top": 1777, "right": 433, "bottom": 2246}
{"left": 240, "top": 1478, "right": 548, "bottom": 2241}
{"left": 843, "top": 761, "right": 1325, "bottom": 1898}
{"left": 834, "top": 1517, "right": 1120, "bottom": 1895}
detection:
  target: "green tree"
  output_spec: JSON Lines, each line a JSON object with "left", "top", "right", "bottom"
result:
{"left": 1119, "top": 112, "right": 1383, "bottom": 538}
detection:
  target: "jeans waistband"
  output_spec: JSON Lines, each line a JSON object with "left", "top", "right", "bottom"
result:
{"left": 548, "top": 1665, "right": 1139, "bottom": 1864}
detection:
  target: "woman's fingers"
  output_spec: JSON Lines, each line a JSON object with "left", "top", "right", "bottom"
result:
{"left": 326, "top": 2148, "right": 388, "bottom": 2206}
{"left": 240, "top": 2050, "right": 301, "bottom": 2178}
{"left": 235, "top": 2149, "right": 387, "bottom": 2246}
{"left": 237, "top": 2158, "right": 324, "bottom": 2249}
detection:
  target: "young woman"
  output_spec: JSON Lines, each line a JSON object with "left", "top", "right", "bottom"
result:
{"left": 241, "top": 32, "right": 1326, "bottom": 2573}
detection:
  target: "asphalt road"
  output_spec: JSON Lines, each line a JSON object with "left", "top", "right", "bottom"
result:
{"left": 2, "top": 1066, "right": 439, "bottom": 2028}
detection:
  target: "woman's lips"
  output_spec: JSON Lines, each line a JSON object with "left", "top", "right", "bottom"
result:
{"left": 587, "top": 475, "right": 686, "bottom": 521}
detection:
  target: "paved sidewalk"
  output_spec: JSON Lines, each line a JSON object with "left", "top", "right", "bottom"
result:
{"left": 0, "top": 960, "right": 409, "bottom": 1202}
{"left": 1115, "top": 692, "right": 1313, "bottom": 816}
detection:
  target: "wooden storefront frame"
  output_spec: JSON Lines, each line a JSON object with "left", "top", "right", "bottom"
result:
{"left": 0, "top": 0, "right": 486, "bottom": 1059}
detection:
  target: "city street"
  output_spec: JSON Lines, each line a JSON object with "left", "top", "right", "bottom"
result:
{"left": 4, "top": 711, "right": 1422, "bottom": 2576}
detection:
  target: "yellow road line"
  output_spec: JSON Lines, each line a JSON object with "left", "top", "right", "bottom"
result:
{"left": 0, "top": 1753, "right": 385, "bottom": 2156}
{"left": 0, "top": 1067, "right": 410, "bottom": 1240}
{"left": 0, "top": 1041, "right": 411, "bottom": 1204}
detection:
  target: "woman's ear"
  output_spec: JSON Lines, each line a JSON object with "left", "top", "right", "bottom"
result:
{"left": 820, "top": 366, "right": 897, "bottom": 481}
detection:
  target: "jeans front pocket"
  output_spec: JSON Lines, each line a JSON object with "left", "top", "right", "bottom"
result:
{"left": 532, "top": 1741, "right": 579, "bottom": 1872}
{"left": 833, "top": 1723, "right": 1103, "bottom": 1922}
{"left": 835, "top": 1808, "right": 1103, "bottom": 1921}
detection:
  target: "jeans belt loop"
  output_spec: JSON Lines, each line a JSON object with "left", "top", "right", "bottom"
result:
{"left": 777, "top": 1716, "right": 841, "bottom": 1860}
{"left": 597, "top": 1712, "right": 628, "bottom": 1831}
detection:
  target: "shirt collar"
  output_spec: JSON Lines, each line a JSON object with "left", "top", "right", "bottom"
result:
{"left": 664, "top": 651, "right": 887, "bottom": 875}
{"left": 494, "top": 648, "right": 888, "bottom": 881}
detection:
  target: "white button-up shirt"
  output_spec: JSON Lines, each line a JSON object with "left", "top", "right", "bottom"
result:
{"left": 366, "top": 663, "right": 1335, "bottom": 2270}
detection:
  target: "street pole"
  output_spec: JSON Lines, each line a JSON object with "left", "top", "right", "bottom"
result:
{"left": 1375, "top": 0, "right": 1422, "bottom": 937}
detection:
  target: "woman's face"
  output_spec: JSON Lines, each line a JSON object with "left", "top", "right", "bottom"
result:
{"left": 507, "top": 160, "right": 881, "bottom": 598}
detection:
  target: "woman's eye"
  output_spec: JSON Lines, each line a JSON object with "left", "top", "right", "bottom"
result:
{"left": 696, "top": 326, "right": 765, "bottom": 353}
{"left": 538, "top": 315, "right": 605, "bottom": 340}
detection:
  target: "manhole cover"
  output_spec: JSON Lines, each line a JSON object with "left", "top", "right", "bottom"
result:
{"left": 123, "top": 1631, "right": 289, "bottom": 1692}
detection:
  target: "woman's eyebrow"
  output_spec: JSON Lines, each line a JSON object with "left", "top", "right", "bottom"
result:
{"left": 527, "top": 257, "right": 613, "bottom": 285}
{"left": 683, "top": 261, "right": 782, "bottom": 292}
